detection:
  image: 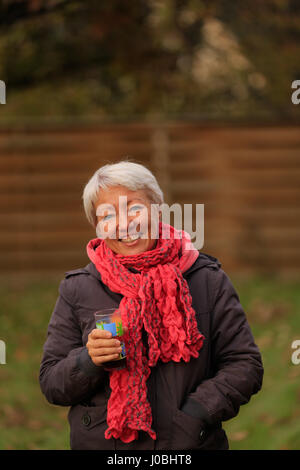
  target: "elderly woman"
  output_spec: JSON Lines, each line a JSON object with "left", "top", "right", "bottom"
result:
{"left": 39, "top": 161, "right": 263, "bottom": 450}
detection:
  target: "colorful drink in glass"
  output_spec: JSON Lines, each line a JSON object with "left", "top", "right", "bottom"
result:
{"left": 94, "top": 308, "right": 126, "bottom": 371}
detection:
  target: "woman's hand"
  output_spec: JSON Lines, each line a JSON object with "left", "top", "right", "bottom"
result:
{"left": 86, "top": 328, "right": 127, "bottom": 366}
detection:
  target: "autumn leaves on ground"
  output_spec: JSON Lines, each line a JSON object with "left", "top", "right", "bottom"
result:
{"left": 0, "top": 275, "right": 299, "bottom": 450}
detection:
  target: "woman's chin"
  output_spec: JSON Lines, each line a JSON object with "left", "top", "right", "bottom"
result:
{"left": 119, "top": 240, "right": 144, "bottom": 255}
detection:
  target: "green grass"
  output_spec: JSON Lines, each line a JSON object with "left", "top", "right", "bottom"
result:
{"left": 0, "top": 274, "right": 300, "bottom": 450}
{"left": 222, "top": 276, "right": 300, "bottom": 450}
{"left": 0, "top": 276, "right": 69, "bottom": 450}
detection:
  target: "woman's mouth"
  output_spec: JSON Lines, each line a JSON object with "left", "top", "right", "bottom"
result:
{"left": 118, "top": 234, "right": 141, "bottom": 246}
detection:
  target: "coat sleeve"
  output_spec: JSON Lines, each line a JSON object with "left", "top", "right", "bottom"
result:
{"left": 39, "top": 278, "right": 106, "bottom": 406}
{"left": 181, "top": 268, "right": 264, "bottom": 427}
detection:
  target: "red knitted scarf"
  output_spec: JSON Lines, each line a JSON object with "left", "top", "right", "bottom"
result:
{"left": 86, "top": 223, "right": 205, "bottom": 443}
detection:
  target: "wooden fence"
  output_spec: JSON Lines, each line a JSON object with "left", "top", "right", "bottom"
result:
{"left": 0, "top": 122, "right": 300, "bottom": 277}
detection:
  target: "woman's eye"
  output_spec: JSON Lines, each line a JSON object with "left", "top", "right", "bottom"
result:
{"left": 103, "top": 214, "right": 115, "bottom": 221}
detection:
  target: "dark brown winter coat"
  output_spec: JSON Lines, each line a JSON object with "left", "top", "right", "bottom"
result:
{"left": 39, "top": 253, "right": 263, "bottom": 450}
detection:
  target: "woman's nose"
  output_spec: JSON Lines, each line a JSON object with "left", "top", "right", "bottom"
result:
{"left": 117, "top": 215, "right": 129, "bottom": 238}
{"left": 118, "top": 214, "right": 139, "bottom": 238}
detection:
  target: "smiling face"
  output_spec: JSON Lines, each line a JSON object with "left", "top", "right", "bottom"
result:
{"left": 94, "top": 185, "right": 160, "bottom": 256}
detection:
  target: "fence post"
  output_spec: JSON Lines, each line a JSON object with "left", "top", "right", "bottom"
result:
{"left": 151, "top": 126, "right": 171, "bottom": 203}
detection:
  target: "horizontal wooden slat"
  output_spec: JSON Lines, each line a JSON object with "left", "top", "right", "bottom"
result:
{"left": 168, "top": 126, "right": 300, "bottom": 147}
{"left": 0, "top": 172, "right": 91, "bottom": 193}
{"left": 174, "top": 188, "right": 300, "bottom": 205}
{"left": 0, "top": 231, "right": 92, "bottom": 250}
{"left": 222, "top": 170, "right": 300, "bottom": 188}
{"left": 0, "top": 153, "right": 151, "bottom": 173}
{"left": 227, "top": 149, "right": 300, "bottom": 168}
{"left": 0, "top": 212, "right": 92, "bottom": 230}
{"left": 0, "top": 250, "right": 89, "bottom": 270}
{"left": 0, "top": 127, "right": 153, "bottom": 149}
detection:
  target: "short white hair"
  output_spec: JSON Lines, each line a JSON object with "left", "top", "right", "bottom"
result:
{"left": 82, "top": 160, "right": 164, "bottom": 227}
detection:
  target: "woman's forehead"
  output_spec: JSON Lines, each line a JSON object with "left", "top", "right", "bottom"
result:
{"left": 95, "top": 185, "right": 150, "bottom": 205}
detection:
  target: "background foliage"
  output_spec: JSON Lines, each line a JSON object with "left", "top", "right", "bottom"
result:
{"left": 1, "top": 0, "right": 300, "bottom": 121}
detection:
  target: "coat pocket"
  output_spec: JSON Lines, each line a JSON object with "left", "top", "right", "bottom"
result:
{"left": 68, "top": 404, "right": 115, "bottom": 450}
{"left": 170, "top": 409, "right": 229, "bottom": 450}
{"left": 170, "top": 408, "right": 207, "bottom": 450}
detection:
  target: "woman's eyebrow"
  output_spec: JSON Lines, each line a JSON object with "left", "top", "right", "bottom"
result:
{"left": 127, "top": 198, "right": 145, "bottom": 205}
{"left": 98, "top": 199, "right": 145, "bottom": 218}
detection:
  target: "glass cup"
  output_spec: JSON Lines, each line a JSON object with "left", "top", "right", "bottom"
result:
{"left": 94, "top": 308, "right": 127, "bottom": 371}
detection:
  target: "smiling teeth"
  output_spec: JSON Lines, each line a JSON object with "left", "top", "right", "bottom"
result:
{"left": 120, "top": 235, "right": 140, "bottom": 243}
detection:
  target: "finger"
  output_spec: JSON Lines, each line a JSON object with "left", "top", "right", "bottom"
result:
{"left": 90, "top": 329, "right": 113, "bottom": 340}
{"left": 89, "top": 346, "right": 122, "bottom": 357}
{"left": 88, "top": 338, "right": 121, "bottom": 349}
{"left": 91, "top": 353, "right": 121, "bottom": 366}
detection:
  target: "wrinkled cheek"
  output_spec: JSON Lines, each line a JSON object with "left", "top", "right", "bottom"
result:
{"left": 96, "top": 220, "right": 117, "bottom": 239}
{"left": 149, "top": 211, "right": 160, "bottom": 240}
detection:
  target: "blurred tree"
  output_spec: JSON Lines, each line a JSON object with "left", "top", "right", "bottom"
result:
{"left": 0, "top": 0, "right": 74, "bottom": 27}
{"left": 0, "top": 0, "right": 299, "bottom": 120}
